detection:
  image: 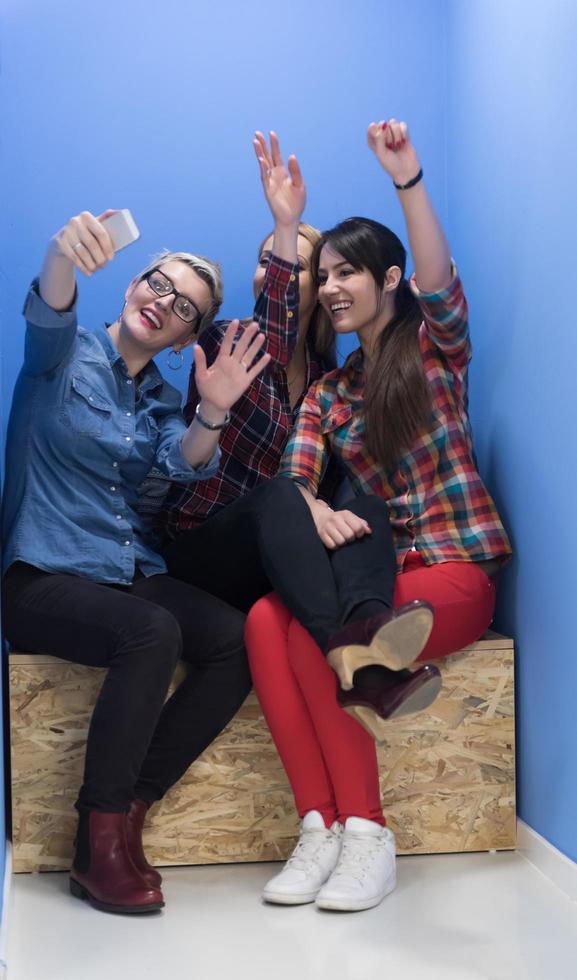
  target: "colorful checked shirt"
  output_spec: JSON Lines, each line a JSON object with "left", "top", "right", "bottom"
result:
{"left": 278, "top": 271, "right": 512, "bottom": 572}
{"left": 160, "top": 255, "right": 337, "bottom": 536}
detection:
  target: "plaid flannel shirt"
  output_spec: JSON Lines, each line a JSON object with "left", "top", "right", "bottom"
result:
{"left": 160, "top": 255, "right": 337, "bottom": 535}
{"left": 279, "top": 271, "right": 512, "bottom": 572}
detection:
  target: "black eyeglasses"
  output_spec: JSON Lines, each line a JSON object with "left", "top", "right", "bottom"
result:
{"left": 142, "top": 268, "right": 202, "bottom": 325}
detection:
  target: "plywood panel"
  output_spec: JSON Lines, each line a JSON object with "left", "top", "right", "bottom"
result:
{"left": 9, "top": 635, "right": 515, "bottom": 872}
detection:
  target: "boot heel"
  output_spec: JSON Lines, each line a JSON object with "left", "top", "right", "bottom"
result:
{"left": 326, "top": 646, "right": 364, "bottom": 690}
{"left": 69, "top": 877, "right": 86, "bottom": 900}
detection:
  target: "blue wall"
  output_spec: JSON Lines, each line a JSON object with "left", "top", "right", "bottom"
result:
{"left": 447, "top": 0, "right": 577, "bottom": 861}
{"left": 0, "top": 0, "right": 448, "bottom": 923}
{"left": 0, "top": 0, "right": 447, "bottom": 407}
{"left": 2, "top": 3, "right": 575, "bottom": 932}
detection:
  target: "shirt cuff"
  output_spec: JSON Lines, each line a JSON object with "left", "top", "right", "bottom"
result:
{"left": 23, "top": 278, "right": 78, "bottom": 329}
{"left": 265, "top": 255, "right": 300, "bottom": 290}
{"left": 160, "top": 439, "right": 221, "bottom": 483}
{"left": 409, "top": 261, "right": 459, "bottom": 301}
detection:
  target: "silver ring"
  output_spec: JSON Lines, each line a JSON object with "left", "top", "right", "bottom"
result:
{"left": 240, "top": 359, "right": 249, "bottom": 370}
{"left": 72, "top": 242, "right": 83, "bottom": 251}
{"left": 266, "top": 168, "right": 272, "bottom": 177}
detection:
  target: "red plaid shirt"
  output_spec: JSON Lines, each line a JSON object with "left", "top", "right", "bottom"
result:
{"left": 279, "top": 271, "right": 512, "bottom": 572}
{"left": 161, "top": 256, "right": 336, "bottom": 535}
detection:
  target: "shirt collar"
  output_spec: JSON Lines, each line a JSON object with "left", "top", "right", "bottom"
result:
{"left": 97, "top": 325, "right": 165, "bottom": 393}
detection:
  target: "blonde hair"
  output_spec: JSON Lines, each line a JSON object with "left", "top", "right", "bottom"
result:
{"left": 136, "top": 250, "right": 223, "bottom": 333}
{"left": 258, "top": 223, "right": 335, "bottom": 367}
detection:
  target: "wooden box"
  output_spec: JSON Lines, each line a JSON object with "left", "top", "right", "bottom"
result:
{"left": 9, "top": 633, "right": 515, "bottom": 872}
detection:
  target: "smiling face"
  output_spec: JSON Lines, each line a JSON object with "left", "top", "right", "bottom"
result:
{"left": 122, "top": 259, "right": 213, "bottom": 355}
{"left": 316, "top": 245, "right": 383, "bottom": 334}
{"left": 253, "top": 233, "right": 317, "bottom": 328}
{"left": 316, "top": 245, "right": 401, "bottom": 348}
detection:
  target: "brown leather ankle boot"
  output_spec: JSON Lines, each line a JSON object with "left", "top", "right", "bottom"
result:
{"left": 125, "top": 799, "right": 162, "bottom": 889}
{"left": 70, "top": 811, "right": 164, "bottom": 914}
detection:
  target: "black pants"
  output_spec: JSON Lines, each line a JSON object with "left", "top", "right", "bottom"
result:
{"left": 3, "top": 563, "right": 250, "bottom": 812}
{"left": 164, "top": 477, "right": 397, "bottom": 651}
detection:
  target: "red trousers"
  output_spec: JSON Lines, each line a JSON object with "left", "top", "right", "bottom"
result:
{"left": 245, "top": 555, "right": 496, "bottom": 828}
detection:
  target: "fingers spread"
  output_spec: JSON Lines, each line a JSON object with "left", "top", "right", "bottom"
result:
{"left": 269, "top": 131, "right": 283, "bottom": 168}
{"left": 246, "top": 351, "right": 271, "bottom": 383}
{"left": 233, "top": 320, "right": 260, "bottom": 362}
{"left": 219, "top": 318, "right": 239, "bottom": 358}
{"left": 287, "top": 154, "right": 304, "bottom": 188}
{"left": 193, "top": 343, "right": 207, "bottom": 375}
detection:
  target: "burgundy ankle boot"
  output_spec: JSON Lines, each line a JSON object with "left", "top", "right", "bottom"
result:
{"left": 125, "top": 799, "right": 162, "bottom": 889}
{"left": 70, "top": 811, "right": 164, "bottom": 914}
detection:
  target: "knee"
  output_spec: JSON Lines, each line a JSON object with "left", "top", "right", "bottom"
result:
{"left": 253, "top": 476, "right": 303, "bottom": 512}
{"left": 130, "top": 605, "right": 183, "bottom": 664}
{"left": 345, "top": 494, "right": 389, "bottom": 523}
{"left": 245, "top": 594, "right": 291, "bottom": 661}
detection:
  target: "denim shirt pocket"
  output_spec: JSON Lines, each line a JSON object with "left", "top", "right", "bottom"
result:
{"left": 60, "top": 375, "right": 113, "bottom": 437}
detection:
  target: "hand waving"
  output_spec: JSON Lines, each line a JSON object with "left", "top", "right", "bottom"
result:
{"left": 253, "top": 131, "right": 306, "bottom": 226}
{"left": 194, "top": 320, "right": 271, "bottom": 413}
{"left": 367, "top": 118, "right": 422, "bottom": 187}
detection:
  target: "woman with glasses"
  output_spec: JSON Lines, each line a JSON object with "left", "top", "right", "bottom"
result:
{"left": 2, "top": 210, "right": 269, "bottom": 915}
{"left": 154, "top": 133, "right": 339, "bottom": 612}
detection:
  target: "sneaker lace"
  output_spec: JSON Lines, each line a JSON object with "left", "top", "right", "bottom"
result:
{"left": 285, "top": 827, "right": 339, "bottom": 873}
{"left": 331, "top": 832, "right": 385, "bottom": 883}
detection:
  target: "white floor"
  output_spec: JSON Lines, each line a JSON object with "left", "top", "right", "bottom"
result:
{"left": 6, "top": 852, "right": 577, "bottom": 980}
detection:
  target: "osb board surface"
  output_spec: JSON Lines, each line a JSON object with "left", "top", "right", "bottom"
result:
{"left": 9, "top": 636, "right": 515, "bottom": 872}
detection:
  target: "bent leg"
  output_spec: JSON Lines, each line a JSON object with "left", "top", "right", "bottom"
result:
{"left": 328, "top": 494, "right": 397, "bottom": 620}
{"left": 394, "top": 555, "right": 497, "bottom": 660}
{"left": 244, "top": 594, "right": 337, "bottom": 826}
{"left": 133, "top": 575, "right": 251, "bottom": 802}
{"left": 286, "top": 617, "right": 385, "bottom": 826}
{"left": 3, "top": 563, "right": 181, "bottom": 811}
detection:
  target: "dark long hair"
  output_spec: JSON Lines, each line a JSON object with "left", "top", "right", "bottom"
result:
{"left": 311, "top": 218, "right": 432, "bottom": 472}
{"left": 311, "top": 217, "right": 432, "bottom": 472}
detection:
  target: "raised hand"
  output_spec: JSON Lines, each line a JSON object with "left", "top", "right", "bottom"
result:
{"left": 253, "top": 131, "right": 306, "bottom": 226}
{"left": 194, "top": 320, "right": 272, "bottom": 414}
{"left": 49, "top": 210, "right": 117, "bottom": 277}
{"left": 367, "top": 118, "right": 422, "bottom": 187}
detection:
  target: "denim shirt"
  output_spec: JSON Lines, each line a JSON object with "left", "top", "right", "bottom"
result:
{"left": 1, "top": 282, "right": 220, "bottom": 583}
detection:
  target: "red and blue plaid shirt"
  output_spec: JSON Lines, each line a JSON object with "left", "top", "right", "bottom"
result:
{"left": 279, "top": 271, "right": 512, "bottom": 572}
{"left": 160, "top": 256, "right": 336, "bottom": 535}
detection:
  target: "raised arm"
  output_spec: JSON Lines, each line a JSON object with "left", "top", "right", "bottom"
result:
{"left": 39, "top": 209, "right": 116, "bottom": 311}
{"left": 367, "top": 118, "right": 451, "bottom": 293}
{"left": 253, "top": 131, "right": 306, "bottom": 264}
{"left": 180, "top": 320, "right": 271, "bottom": 467}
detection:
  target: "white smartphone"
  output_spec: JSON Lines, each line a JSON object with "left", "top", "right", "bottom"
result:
{"left": 101, "top": 209, "right": 140, "bottom": 252}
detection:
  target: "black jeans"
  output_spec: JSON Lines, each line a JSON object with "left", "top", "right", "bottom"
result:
{"left": 164, "top": 477, "right": 397, "bottom": 651}
{"left": 3, "top": 563, "right": 250, "bottom": 812}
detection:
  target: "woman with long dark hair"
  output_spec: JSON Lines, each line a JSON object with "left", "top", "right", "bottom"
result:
{"left": 242, "top": 116, "right": 512, "bottom": 912}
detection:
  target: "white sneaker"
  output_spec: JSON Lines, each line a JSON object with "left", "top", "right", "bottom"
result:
{"left": 315, "top": 817, "right": 396, "bottom": 911}
{"left": 262, "top": 811, "right": 343, "bottom": 905}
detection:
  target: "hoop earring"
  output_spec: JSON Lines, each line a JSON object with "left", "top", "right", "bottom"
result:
{"left": 167, "top": 348, "right": 184, "bottom": 371}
